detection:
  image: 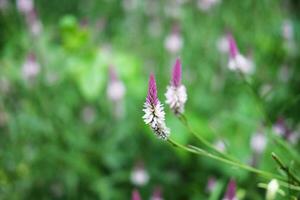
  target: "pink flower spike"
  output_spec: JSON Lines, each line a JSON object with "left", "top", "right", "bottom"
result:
{"left": 224, "top": 179, "right": 236, "bottom": 200}
{"left": 28, "top": 52, "right": 36, "bottom": 62}
{"left": 132, "top": 189, "right": 142, "bottom": 200}
{"left": 146, "top": 74, "right": 158, "bottom": 105}
{"left": 109, "top": 65, "right": 118, "bottom": 82}
{"left": 172, "top": 58, "right": 182, "bottom": 87}
{"left": 151, "top": 186, "right": 163, "bottom": 200}
{"left": 227, "top": 33, "right": 238, "bottom": 59}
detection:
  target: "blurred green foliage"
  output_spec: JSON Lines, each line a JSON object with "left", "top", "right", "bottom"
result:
{"left": 0, "top": 0, "right": 300, "bottom": 199}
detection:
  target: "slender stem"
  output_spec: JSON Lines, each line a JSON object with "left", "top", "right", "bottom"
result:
{"left": 238, "top": 72, "right": 271, "bottom": 125}
{"left": 271, "top": 152, "right": 300, "bottom": 186}
{"left": 167, "top": 138, "right": 287, "bottom": 183}
{"left": 273, "top": 181, "right": 300, "bottom": 192}
{"left": 178, "top": 114, "right": 238, "bottom": 163}
{"left": 238, "top": 71, "right": 300, "bottom": 165}
{"left": 271, "top": 137, "right": 300, "bottom": 165}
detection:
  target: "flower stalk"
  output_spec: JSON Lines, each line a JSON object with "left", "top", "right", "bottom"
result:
{"left": 178, "top": 113, "right": 238, "bottom": 163}
{"left": 271, "top": 152, "right": 300, "bottom": 186}
{"left": 167, "top": 137, "right": 300, "bottom": 192}
{"left": 237, "top": 70, "right": 300, "bottom": 165}
{"left": 167, "top": 138, "right": 286, "bottom": 182}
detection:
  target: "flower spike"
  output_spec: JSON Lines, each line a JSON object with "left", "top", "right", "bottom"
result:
{"left": 227, "top": 33, "right": 238, "bottom": 59}
{"left": 223, "top": 179, "right": 237, "bottom": 200}
{"left": 172, "top": 58, "right": 182, "bottom": 87}
{"left": 165, "top": 58, "right": 187, "bottom": 115}
{"left": 132, "top": 189, "right": 142, "bottom": 200}
{"left": 227, "top": 34, "right": 254, "bottom": 74}
{"left": 143, "top": 74, "right": 170, "bottom": 140}
{"left": 146, "top": 73, "right": 158, "bottom": 105}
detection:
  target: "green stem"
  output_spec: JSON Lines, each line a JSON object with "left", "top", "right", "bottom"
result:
{"left": 271, "top": 152, "right": 300, "bottom": 186}
{"left": 238, "top": 71, "right": 300, "bottom": 165}
{"left": 178, "top": 114, "right": 238, "bottom": 163}
{"left": 167, "top": 138, "right": 286, "bottom": 183}
{"left": 271, "top": 136, "right": 300, "bottom": 165}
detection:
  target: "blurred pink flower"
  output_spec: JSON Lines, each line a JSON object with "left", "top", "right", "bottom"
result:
{"left": 16, "top": 0, "right": 33, "bottom": 14}
{"left": 107, "top": 66, "right": 126, "bottom": 102}
{"left": 25, "top": 9, "right": 43, "bottom": 36}
{"left": 282, "top": 20, "right": 294, "bottom": 41}
{"left": 22, "top": 53, "right": 40, "bottom": 81}
{"left": 197, "top": 0, "right": 220, "bottom": 12}
{"left": 223, "top": 179, "right": 237, "bottom": 200}
{"left": 107, "top": 66, "right": 126, "bottom": 119}
{"left": 250, "top": 132, "right": 267, "bottom": 154}
{"left": 227, "top": 34, "right": 254, "bottom": 74}
{"left": 130, "top": 161, "right": 149, "bottom": 187}
{"left": 164, "top": 25, "right": 183, "bottom": 55}
{"left": 272, "top": 118, "right": 299, "bottom": 145}
{"left": 281, "top": 20, "right": 296, "bottom": 54}
{"left": 143, "top": 74, "right": 170, "bottom": 140}
{"left": 150, "top": 186, "right": 163, "bottom": 200}
{"left": 132, "top": 189, "right": 142, "bottom": 200}
{"left": 206, "top": 176, "right": 217, "bottom": 193}
{"left": 272, "top": 118, "right": 286, "bottom": 136}
{"left": 165, "top": 58, "right": 187, "bottom": 115}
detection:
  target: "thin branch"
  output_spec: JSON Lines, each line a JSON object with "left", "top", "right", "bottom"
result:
{"left": 271, "top": 152, "right": 300, "bottom": 186}
{"left": 178, "top": 114, "right": 239, "bottom": 163}
{"left": 167, "top": 138, "right": 286, "bottom": 183}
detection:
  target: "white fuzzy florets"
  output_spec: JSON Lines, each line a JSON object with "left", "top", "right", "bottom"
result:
{"left": 143, "top": 101, "right": 170, "bottom": 140}
{"left": 228, "top": 54, "right": 254, "bottom": 74}
{"left": 165, "top": 85, "right": 187, "bottom": 115}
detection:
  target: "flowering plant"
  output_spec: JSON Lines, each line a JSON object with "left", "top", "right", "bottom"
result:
{"left": 143, "top": 56, "right": 300, "bottom": 199}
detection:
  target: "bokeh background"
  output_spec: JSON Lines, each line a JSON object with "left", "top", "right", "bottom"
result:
{"left": 0, "top": 0, "right": 300, "bottom": 199}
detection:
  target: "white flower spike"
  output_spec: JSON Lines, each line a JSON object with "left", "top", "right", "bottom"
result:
{"left": 165, "top": 58, "right": 187, "bottom": 115}
{"left": 143, "top": 74, "right": 170, "bottom": 140}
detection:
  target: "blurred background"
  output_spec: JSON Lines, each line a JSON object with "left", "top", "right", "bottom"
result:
{"left": 0, "top": 0, "right": 300, "bottom": 199}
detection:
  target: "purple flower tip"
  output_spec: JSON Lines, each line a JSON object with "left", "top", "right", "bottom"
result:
{"left": 28, "top": 53, "right": 36, "bottom": 62}
{"left": 132, "top": 189, "right": 142, "bottom": 200}
{"left": 224, "top": 179, "right": 236, "bottom": 200}
{"left": 172, "top": 58, "right": 182, "bottom": 87}
{"left": 109, "top": 65, "right": 118, "bottom": 82}
{"left": 146, "top": 73, "right": 158, "bottom": 105}
{"left": 152, "top": 186, "right": 162, "bottom": 199}
{"left": 227, "top": 33, "right": 238, "bottom": 59}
